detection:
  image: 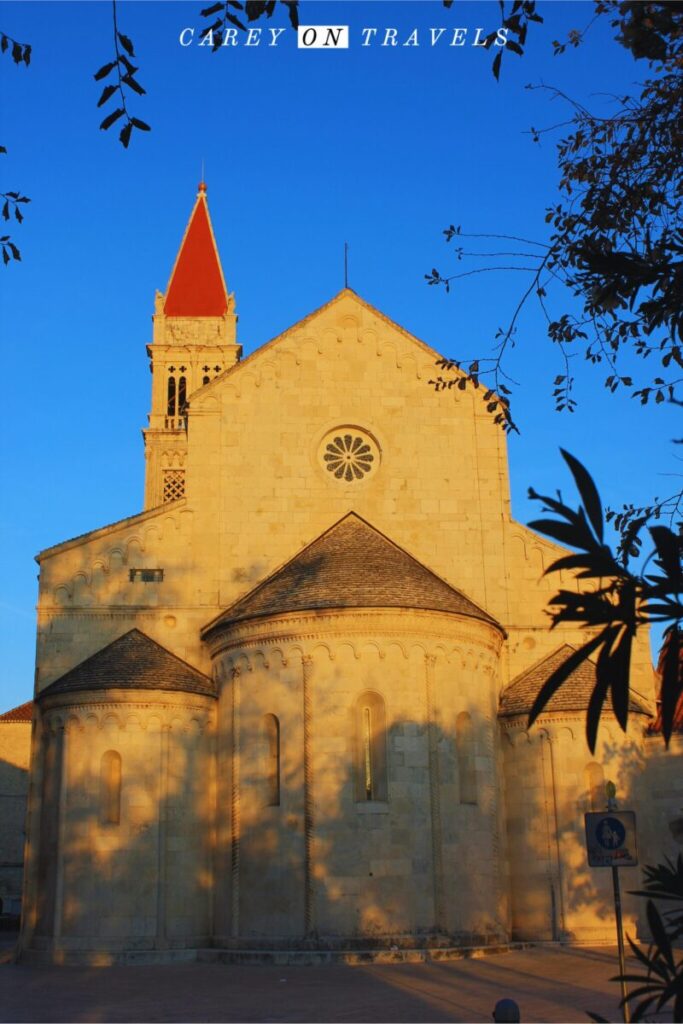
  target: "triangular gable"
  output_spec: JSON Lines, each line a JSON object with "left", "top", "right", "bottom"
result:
{"left": 190, "top": 287, "right": 459, "bottom": 403}
{"left": 36, "top": 498, "right": 187, "bottom": 562}
{"left": 203, "top": 511, "right": 501, "bottom": 635}
{"left": 164, "top": 185, "right": 228, "bottom": 317}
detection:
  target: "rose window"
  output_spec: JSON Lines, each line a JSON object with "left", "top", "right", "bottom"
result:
{"left": 321, "top": 431, "right": 378, "bottom": 481}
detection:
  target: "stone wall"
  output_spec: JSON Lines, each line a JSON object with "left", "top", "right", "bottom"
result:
{"left": 21, "top": 691, "right": 215, "bottom": 959}
{"left": 501, "top": 712, "right": 649, "bottom": 943}
{"left": 209, "top": 607, "right": 507, "bottom": 947}
{"left": 0, "top": 718, "right": 32, "bottom": 914}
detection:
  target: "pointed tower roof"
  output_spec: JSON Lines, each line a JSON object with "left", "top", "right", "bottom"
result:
{"left": 163, "top": 182, "right": 229, "bottom": 317}
{"left": 203, "top": 513, "right": 501, "bottom": 636}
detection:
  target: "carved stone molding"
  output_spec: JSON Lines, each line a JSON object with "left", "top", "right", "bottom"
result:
{"left": 205, "top": 607, "right": 502, "bottom": 666}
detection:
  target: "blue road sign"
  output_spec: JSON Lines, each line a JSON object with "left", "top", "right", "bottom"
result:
{"left": 585, "top": 811, "right": 638, "bottom": 868}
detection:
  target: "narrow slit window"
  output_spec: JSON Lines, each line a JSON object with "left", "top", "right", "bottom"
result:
{"left": 100, "top": 750, "right": 122, "bottom": 826}
{"left": 355, "top": 691, "right": 387, "bottom": 802}
{"left": 363, "top": 707, "right": 373, "bottom": 800}
{"left": 264, "top": 714, "right": 280, "bottom": 807}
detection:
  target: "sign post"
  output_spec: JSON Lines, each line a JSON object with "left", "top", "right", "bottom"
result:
{"left": 585, "top": 810, "right": 638, "bottom": 1024}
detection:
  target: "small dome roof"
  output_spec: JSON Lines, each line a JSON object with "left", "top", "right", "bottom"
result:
{"left": 203, "top": 512, "right": 501, "bottom": 637}
{"left": 499, "top": 644, "right": 651, "bottom": 718}
{"left": 39, "top": 629, "right": 214, "bottom": 700}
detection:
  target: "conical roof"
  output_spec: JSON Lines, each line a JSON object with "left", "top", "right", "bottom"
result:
{"left": 499, "top": 644, "right": 651, "bottom": 718}
{"left": 203, "top": 513, "right": 501, "bottom": 635}
{"left": 39, "top": 629, "right": 214, "bottom": 699}
{"left": 164, "top": 183, "right": 228, "bottom": 317}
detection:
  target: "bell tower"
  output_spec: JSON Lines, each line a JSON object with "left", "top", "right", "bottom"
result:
{"left": 143, "top": 183, "right": 241, "bottom": 508}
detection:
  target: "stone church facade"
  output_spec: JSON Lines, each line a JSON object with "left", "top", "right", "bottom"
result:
{"left": 18, "top": 185, "right": 678, "bottom": 963}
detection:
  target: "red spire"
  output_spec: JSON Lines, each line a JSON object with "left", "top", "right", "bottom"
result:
{"left": 164, "top": 184, "right": 228, "bottom": 317}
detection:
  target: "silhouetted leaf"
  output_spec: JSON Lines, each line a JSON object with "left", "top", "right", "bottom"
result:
{"left": 560, "top": 449, "right": 604, "bottom": 542}
{"left": 97, "top": 83, "right": 117, "bottom": 107}
{"left": 100, "top": 108, "right": 125, "bottom": 131}
{"left": 94, "top": 61, "right": 116, "bottom": 80}
{"left": 647, "top": 900, "right": 674, "bottom": 971}
{"left": 586, "top": 637, "right": 616, "bottom": 750}
{"left": 284, "top": 1, "right": 299, "bottom": 29}
{"left": 122, "top": 74, "right": 146, "bottom": 96}
{"left": 659, "top": 626, "right": 682, "bottom": 747}
{"left": 119, "top": 121, "right": 133, "bottom": 148}
{"left": 117, "top": 31, "right": 135, "bottom": 56}
{"left": 528, "top": 632, "right": 605, "bottom": 729}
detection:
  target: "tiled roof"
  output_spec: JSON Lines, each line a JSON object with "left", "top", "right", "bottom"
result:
{"left": 39, "top": 629, "right": 215, "bottom": 700}
{"left": 499, "top": 644, "right": 652, "bottom": 718}
{"left": 204, "top": 513, "right": 501, "bottom": 635}
{"left": 0, "top": 700, "right": 33, "bottom": 722}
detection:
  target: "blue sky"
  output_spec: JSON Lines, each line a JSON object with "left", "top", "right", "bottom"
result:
{"left": 1, "top": 1, "right": 677, "bottom": 709}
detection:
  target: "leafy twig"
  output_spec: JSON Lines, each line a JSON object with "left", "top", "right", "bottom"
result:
{"left": 0, "top": 31, "right": 30, "bottom": 66}
{"left": 0, "top": 187, "right": 30, "bottom": 265}
{"left": 527, "top": 450, "right": 682, "bottom": 750}
{"left": 95, "top": 0, "right": 150, "bottom": 148}
{"left": 199, "top": 1, "right": 299, "bottom": 50}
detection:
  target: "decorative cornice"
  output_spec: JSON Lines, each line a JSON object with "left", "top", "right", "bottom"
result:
{"left": 204, "top": 607, "right": 503, "bottom": 659}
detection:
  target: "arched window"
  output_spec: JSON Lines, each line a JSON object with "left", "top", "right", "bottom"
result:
{"left": 264, "top": 714, "right": 280, "bottom": 807}
{"left": 354, "top": 691, "right": 388, "bottom": 802}
{"left": 100, "top": 750, "right": 122, "bottom": 825}
{"left": 456, "top": 712, "right": 477, "bottom": 805}
{"left": 178, "top": 375, "right": 187, "bottom": 414}
{"left": 586, "top": 761, "right": 605, "bottom": 812}
{"left": 167, "top": 375, "right": 176, "bottom": 417}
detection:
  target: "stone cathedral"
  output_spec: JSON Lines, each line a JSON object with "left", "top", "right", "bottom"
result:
{"left": 18, "top": 185, "right": 681, "bottom": 964}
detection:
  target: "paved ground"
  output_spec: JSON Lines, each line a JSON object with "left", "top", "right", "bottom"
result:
{"left": 1, "top": 945, "right": 666, "bottom": 1023}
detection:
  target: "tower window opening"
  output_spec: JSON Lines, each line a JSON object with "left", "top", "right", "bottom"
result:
{"left": 167, "top": 376, "right": 177, "bottom": 417}
{"left": 163, "top": 470, "right": 185, "bottom": 502}
{"left": 178, "top": 376, "right": 187, "bottom": 414}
